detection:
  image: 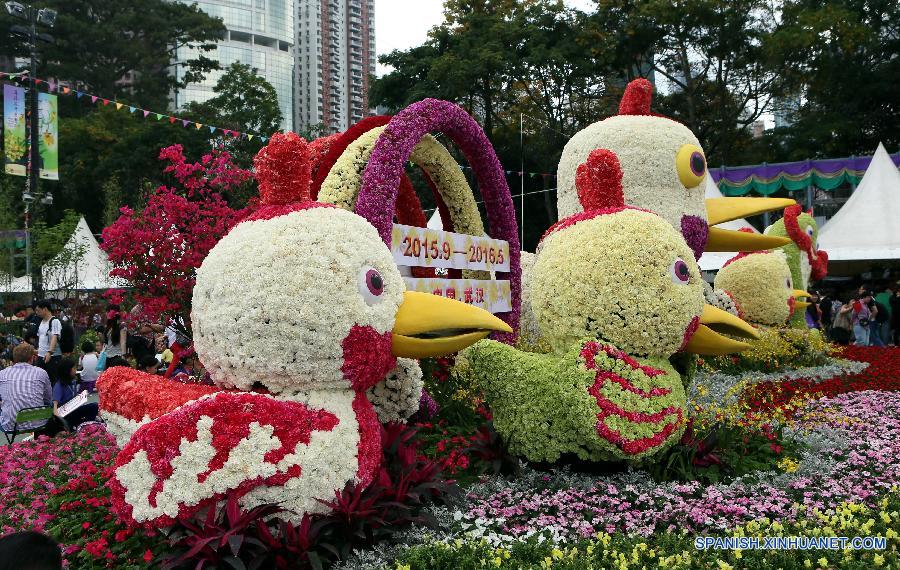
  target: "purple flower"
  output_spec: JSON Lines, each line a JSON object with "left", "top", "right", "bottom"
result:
{"left": 355, "top": 99, "right": 521, "bottom": 342}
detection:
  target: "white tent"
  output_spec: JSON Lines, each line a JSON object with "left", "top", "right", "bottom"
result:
{"left": 698, "top": 176, "right": 760, "bottom": 271}
{"left": 1, "top": 216, "right": 120, "bottom": 294}
{"left": 817, "top": 143, "right": 900, "bottom": 261}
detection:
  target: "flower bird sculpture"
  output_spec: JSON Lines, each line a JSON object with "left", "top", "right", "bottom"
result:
{"left": 462, "top": 149, "right": 760, "bottom": 464}
{"left": 97, "top": 133, "right": 511, "bottom": 527}
{"left": 556, "top": 78, "right": 795, "bottom": 260}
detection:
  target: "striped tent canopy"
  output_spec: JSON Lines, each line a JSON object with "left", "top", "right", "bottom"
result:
{"left": 710, "top": 150, "right": 900, "bottom": 196}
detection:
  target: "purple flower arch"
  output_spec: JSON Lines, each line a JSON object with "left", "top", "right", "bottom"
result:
{"left": 355, "top": 99, "right": 521, "bottom": 342}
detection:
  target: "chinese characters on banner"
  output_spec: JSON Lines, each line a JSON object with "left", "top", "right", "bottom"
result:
{"left": 392, "top": 224, "right": 512, "bottom": 314}
{"left": 403, "top": 278, "right": 512, "bottom": 314}
{"left": 3, "top": 85, "right": 26, "bottom": 176}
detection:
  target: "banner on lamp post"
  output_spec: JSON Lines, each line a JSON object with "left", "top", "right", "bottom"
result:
{"left": 37, "top": 92, "right": 59, "bottom": 180}
{"left": 3, "top": 85, "right": 27, "bottom": 176}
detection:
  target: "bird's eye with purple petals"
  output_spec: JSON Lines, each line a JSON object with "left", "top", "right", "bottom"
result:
{"left": 359, "top": 267, "right": 385, "bottom": 305}
{"left": 669, "top": 258, "right": 691, "bottom": 284}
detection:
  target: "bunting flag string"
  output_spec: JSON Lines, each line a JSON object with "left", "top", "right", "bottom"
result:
{"left": 457, "top": 163, "right": 558, "bottom": 181}
{"left": 0, "top": 71, "right": 270, "bottom": 143}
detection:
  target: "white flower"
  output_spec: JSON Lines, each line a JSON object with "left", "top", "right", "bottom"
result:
{"left": 368, "top": 358, "right": 424, "bottom": 423}
{"left": 192, "top": 207, "right": 405, "bottom": 394}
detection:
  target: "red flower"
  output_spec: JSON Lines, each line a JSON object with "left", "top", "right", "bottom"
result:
{"left": 770, "top": 443, "right": 783, "bottom": 454}
{"left": 143, "top": 550, "right": 153, "bottom": 563}
{"left": 81, "top": 521, "right": 90, "bottom": 529}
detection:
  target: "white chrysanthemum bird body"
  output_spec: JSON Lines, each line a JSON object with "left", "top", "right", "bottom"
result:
{"left": 102, "top": 133, "right": 511, "bottom": 527}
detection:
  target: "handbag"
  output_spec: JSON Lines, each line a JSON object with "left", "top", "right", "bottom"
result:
{"left": 96, "top": 350, "right": 108, "bottom": 372}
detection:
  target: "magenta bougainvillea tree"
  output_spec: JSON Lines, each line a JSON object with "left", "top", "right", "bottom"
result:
{"left": 100, "top": 145, "right": 251, "bottom": 333}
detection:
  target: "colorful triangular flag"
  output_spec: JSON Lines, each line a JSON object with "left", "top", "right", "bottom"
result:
{"left": 260, "top": 137, "right": 267, "bottom": 143}
{"left": 195, "top": 123, "right": 203, "bottom": 129}
{"left": 156, "top": 114, "right": 164, "bottom": 121}
{"left": 169, "top": 116, "right": 176, "bottom": 124}
{"left": 142, "top": 110, "right": 150, "bottom": 118}
{"left": 102, "top": 99, "right": 110, "bottom": 106}
{"left": 248, "top": 134, "right": 254, "bottom": 141}
{"left": 208, "top": 126, "right": 216, "bottom": 133}
{"left": 182, "top": 119, "right": 189, "bottom": 127}
{"left": 115, "top": 103, "right": 123, "bottom": 110}
{"left": 129, "top": 106, "right": 136, "bottom": 113}
{"left": 75, "top": 91, "right": 83, "bottom": 99}
{"left": 91, "top": 96, "right": 98, "bottom": 103}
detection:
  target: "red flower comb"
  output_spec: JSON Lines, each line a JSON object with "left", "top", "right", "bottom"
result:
{"left": 253, "top": 132, "right": 311, "bottom": 205}
{"left": 576, "top": 148, "right": 624, "bottom": 211}
{"left": 619, "top": 78, "right": 653, "bottom": 116}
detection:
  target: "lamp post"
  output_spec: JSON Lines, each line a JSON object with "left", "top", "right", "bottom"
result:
{"left": 6, "top": 1, "right": 56, "bottom": 296}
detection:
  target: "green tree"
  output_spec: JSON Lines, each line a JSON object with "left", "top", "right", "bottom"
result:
{"left": 186, "top": 63, "right": 283, "bottom": 135}
{"left": 36, "top": 0, "right": 225, "bottom": 109}
{"left": 185, "top": 62, "right": 282, "bottom": 172}
{"left": 583, "top": 0, "right": 782, "bottom": 164}
{"left": 763, "top": 0, "right": 900, "bottom": 159}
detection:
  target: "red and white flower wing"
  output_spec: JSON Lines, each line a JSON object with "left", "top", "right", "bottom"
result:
{"left": 109, "top": 391, "right": 350, "bottom": 527}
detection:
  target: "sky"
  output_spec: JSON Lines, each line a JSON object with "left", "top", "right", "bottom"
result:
{"left": 374, "top": 0, "right": 596, "bottom": 76}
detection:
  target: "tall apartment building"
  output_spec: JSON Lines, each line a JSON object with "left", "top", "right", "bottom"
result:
{"left": 171, "top": 0, "right": 295, "bottom": 131}
{"left": 294, "top": 0, "right": 376, "bottom": 133}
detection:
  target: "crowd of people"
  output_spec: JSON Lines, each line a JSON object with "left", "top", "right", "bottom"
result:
{"left": 805, "top": 284, "right": 899, "bottom": 346}
{"left": 0, "top": 299, "right": 208, "bottom": 441}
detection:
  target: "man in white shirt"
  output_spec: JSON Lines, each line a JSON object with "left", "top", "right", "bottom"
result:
{"left": 34, "top": 300, "right": 62, "bottom": 384}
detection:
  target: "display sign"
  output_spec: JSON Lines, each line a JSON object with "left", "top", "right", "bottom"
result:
{"left": 391, "top": 224, "right": 510, "bottom": 272}
{"left": 37, "top": 92, "right": 58, "bottom": 180}
{"left": 4, "top": 85, "right": 26, "bottom": 176}
{"left": 403, "top": 277, "right": 512, "bottom": 314}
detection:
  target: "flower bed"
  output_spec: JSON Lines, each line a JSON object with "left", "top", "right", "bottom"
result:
{"left": 388, "top": 492, "right": 900, "bottom": 569}
{"left": 0, "top": 425, "right": 167, "bottom": 568}
{"left": 449, "top": 390, "right": 898, "bottom": 544}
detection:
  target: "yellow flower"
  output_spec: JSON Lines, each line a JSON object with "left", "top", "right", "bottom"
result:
{"left": 551, "top": 548, "right": 564, "bottom": 560}
{"left": 716, "top": 561, "right": 733, "bottom": 570}
{"left": 493, "top": 557, "right": 502, "bottom": 567}
{"left": 804, "top": 560, "right": 812, "bottom": 568}
{"left": 396, "top": 565, "right": 411, "bottom": 570}
{"left": 818, "top": 557, "right": 828, "bottom": 567}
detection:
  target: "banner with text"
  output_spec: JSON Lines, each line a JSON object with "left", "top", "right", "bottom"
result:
{"left": 37, "top": 92, "right": 58, "bottom": 180}
{"left": 403, "top": 277, "right": 512, "bottom": 314}
{"left": 3, "top": 85, "right": 26, "bottom": 176}
{"left": 391, "top": 224, "right": 510, "bottom": 272}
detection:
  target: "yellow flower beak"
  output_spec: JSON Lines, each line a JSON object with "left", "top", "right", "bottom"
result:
{"left": 391, "top": 291, "right": 513, "bottom": 358}
{"left": 704, "top": 197, "right": 796, "bottom": 252}
{"left": 683, "top": 305, "right": 757, "bottom": 355}
{"left": 792, "top": 291, "right": 812, "bottom": 310}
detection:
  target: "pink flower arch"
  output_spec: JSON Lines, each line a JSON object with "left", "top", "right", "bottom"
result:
{"left": 355, "top": 99, "right": 520, "bottom": 342}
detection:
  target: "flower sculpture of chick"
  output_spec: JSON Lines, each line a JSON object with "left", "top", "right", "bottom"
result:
{"left": 714, "top": 249, "right": 809, "bottom": 327}
{"left": 462, "top": 149, "right": 759, "bottom": 464}
{"left": 97, "top": 133, "right": 510, "bottom": 527}
{"left": 556, "top": 78, "right": 795, "bottom": 261}
{"left": 763, "top": 205, "right": 828, "bottom": 326}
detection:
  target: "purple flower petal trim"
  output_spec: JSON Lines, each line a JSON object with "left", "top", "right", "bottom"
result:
{"left": 356, "top": 99, "right": 521, "bottom": 342}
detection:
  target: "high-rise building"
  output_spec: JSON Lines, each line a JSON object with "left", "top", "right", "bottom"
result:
{"left": 294, "top": 0, "right": 376, "bottom": 133}
{"left": 171, "top": 0, "right": 295, "bottom": 132}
